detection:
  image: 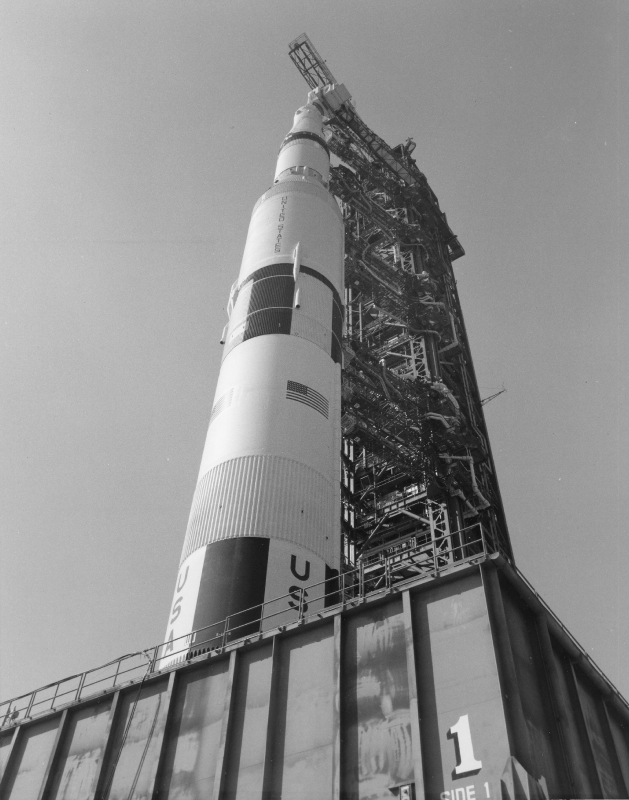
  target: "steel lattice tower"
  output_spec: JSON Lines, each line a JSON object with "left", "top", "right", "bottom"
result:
{"left": 289, "top": 35, "right": 513, "bottom": 581}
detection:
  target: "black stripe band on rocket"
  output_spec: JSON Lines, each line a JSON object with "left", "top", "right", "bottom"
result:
{"left": 279, "top": 130, "right": 330, "bottom": 156}
{"left": 184, "top": 538, "right": 340, "bottom": 658}
{"left": 238, "top": 263, "right": 342, "bottom": 311}
{"left": 189, "top": 538, "right": 270, "bottom": 651}
{"left": 224, "top": 263, "right": 343, "bottom": 364}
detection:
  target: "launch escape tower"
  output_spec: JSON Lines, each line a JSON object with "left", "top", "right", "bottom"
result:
{"left": 2, "top": 35, "right": 629, "bottom": 800}
{"left": 287, "top": 36, "right": 512, "bottom": 577}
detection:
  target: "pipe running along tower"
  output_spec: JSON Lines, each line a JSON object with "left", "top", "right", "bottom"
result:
{"left": 163, "top": 90, "right": 345, "bottom": 662}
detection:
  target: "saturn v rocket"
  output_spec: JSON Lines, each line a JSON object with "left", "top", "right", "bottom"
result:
{"left": 162, "top": 88, "right": 347, "bottom": 661}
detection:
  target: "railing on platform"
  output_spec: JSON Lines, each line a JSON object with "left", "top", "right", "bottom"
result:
{"left": 0, "top": 524, "right": 489, "bottom": 729}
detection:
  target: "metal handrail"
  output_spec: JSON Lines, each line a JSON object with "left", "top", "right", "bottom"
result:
{"left": 0, "top": 526, "right": 494, "bottom": 729}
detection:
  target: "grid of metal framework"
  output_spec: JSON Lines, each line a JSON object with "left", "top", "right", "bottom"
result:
{"left": 289, "top": 34, "right": 514, "bottom": 575}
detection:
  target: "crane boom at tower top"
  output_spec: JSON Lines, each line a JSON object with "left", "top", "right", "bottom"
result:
{"left": 288, "top": 33, "right": 338, "bottom": 87}
{"left": 289, "top": 33, "right": 464, "bottom": 258}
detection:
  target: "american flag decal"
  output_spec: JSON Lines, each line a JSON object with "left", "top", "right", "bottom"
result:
{"left": 286, "top": 380, "right": 329, "bottom": 418}
{"left": 210, "top": 388, "right": 234, "bottom": 425}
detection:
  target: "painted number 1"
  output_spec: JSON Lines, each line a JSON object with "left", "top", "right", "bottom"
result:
{"left": 449, "top": 714, "right": 482, "bottom": 775}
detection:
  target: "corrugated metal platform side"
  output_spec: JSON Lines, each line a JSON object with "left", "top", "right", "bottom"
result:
{"left": 1, "top": 558, "right": 628, "bottom": 799}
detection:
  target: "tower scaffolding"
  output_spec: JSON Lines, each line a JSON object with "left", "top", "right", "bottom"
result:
{"left": 289, "top": 34, "right": 514, "bottom": 579}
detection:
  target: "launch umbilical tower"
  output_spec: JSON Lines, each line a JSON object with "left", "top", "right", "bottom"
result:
{"left": 288, "top": 35, "right": 512, "bottom": 579}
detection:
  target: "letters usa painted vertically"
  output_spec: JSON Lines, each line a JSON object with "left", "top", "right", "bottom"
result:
{"left": 161, "top": 90, "right": 345, "bottom": 665}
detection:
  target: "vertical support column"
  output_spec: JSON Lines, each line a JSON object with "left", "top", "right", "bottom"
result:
{"left": 402, "top": 590, "right": 425, "bottom": 800}
{"left": 91, "top": 690, "right": 122, "bottom": 799}
{"left": 212, "top": 649, "right": 238, "bottom": 800}
{"left": 480, "top": 561, "right": 533, "bottom": 770}
{"left": 145, "top": 670, "right": 177, "bottom": 800}
{"left": 261, "top": 636, "right": 283, "bottom": 799}
{"left": 0, "top": 725, "right": 24, "bottom": 796}
{"left": 332, "top": 614, "right": 342, "bottom": 800}
{"left": 602, "top": 700, "right": 629, "bottom": 797}
{"left": 36, "top": 709, "right": 69, "bottom": 800}
{"left": 534, "top": 612, "right": 587, "bottom": 797}
{"left": 568, "top": 660, "right": 606, "bottom": 797}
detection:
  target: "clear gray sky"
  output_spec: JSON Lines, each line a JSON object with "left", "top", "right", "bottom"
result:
{"left": 1, "top": 1, "right": 627, "bottom": 702}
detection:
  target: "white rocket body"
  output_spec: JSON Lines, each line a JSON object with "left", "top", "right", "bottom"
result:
{"left": 162, "top": 99, "right": 343, "bottom": 663}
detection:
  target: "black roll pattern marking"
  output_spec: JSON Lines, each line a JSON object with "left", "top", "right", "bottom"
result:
{"left": 224, "top": 263, "right": 343, "bottom": 364}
